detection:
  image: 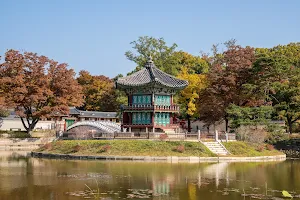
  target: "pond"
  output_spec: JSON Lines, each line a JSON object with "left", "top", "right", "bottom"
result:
{"left": 0, "top": 151, "right": 299, "bottom": 200}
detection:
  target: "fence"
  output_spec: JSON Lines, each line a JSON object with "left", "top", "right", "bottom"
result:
{"left": 62, "top": 130, "right": 236, "bottom": 141}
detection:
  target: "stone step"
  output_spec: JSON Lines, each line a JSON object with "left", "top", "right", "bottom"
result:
{"left": 203, "top": 141, "right": 229, "bottom": 155}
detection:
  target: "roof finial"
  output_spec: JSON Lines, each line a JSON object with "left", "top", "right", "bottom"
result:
{"left": 145, "top": 54, "right": 154, "bottom": 68}
{"left": 148, "top": 54, "right": 153, "bottom": 63}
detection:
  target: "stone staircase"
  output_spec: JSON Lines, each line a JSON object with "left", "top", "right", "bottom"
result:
{"left": 203, "top": 141, "right": 229, "bottom": 155}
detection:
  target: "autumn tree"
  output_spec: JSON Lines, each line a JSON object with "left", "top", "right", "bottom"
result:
{"left": 254, "top": 43, "right": 300, "bottom": 133}
{"left": 77, "top": 71, "right": 127, "bottom": 112}
{"left": 198, "top": 43, "right": 257, "bottom": 131}
{"left": 0, "top": 50, "right": 83, "bottom": 134}
{"left": 173, "top": 51, "right": 210, "bottom": 74}
{"left": 177, "top": 67, "right": 207, "bottom": 132}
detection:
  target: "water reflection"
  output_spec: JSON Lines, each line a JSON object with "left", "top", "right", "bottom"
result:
{"left": 0, "top": 151, "right": 299, "bottom": 200}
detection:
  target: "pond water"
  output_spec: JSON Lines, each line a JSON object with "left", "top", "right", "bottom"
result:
{"left": 0, "top": 151, "right": 299, "bottom": 200}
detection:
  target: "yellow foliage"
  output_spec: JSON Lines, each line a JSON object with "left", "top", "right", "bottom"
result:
{"left": 177, "top": 67, "right": 207, "bottom": 116}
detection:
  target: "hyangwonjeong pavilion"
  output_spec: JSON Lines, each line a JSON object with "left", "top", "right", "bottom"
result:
{"left": 116, "top": 57, "right": 188, "bottom": 134}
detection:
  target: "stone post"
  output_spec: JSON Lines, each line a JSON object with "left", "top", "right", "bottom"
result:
{"left": 225, "top": 131, "right": 228, "bottom": 142}
{"left": 197, "top": 129, "right": 201, "bottom": 141}
{"left": 215, "top": 130, "right": 218, "bottom": 141}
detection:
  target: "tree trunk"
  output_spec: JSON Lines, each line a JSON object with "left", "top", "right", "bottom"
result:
{"left": 187, "top": 114, "right": 191, "bottom": 132}
{"left": 225, "top": 114, "right": 229, "bottom": 132}
{"left": 287, "top": 117, "right": 293, "bottom": 134}
{"left": 20, "top": 117, "right": 39, "bottom": 135}
{"left": 225, "top": 118, "right": 229, "bottom": 132}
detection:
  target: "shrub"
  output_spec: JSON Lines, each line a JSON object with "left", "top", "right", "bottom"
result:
{"left": 265, "top": 124, "right": 288, "bottom": 144}
{"left": 72, "top": 144, "right": 82, "bottom": 153}
{"left": 175, "top": 145, "right": 185, "bottom": 153}
{"left": 1, "top": 131, "right": 31, "bottom": 138}
{"left": 236, "top": 126, "right": 267, "bottom": 144}
{"left": 43, "top": 143, "right": 52, "bottom": 150}
{"left": 97, "top": 144, "right": 112, "bottom": 153}
{"left": 256, "top": 144, "right": 265, "bottom": 152}
{"left": 159, "top": 134, "right": 168, "bottom": 141}
{"left": 266, "top": 144, "right": 274, "bottom": 151}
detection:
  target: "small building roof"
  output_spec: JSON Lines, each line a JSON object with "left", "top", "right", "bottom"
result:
{"left": 51, "top": 107, "right": 118, "bottom": 119}
{"left": 116, "top": 57, "right": 188, "bottom": 89}
{"left": 69, "top": 107, "right": 118, "bottom": 119}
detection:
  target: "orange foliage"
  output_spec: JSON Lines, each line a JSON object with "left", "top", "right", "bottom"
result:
{"left": 0, "top": 50, "right": 83, "bottom": 133}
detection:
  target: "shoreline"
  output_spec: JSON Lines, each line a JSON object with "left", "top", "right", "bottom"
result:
{"left": 31, "top": 151, "right": 286, "bottom": 163}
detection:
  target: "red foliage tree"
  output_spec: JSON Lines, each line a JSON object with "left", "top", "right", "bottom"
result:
{"left": 198, "top": 44, "right": 257, "bottom": 131}
{"left": 0, "top": 50, "right": 83, "bottom": 134}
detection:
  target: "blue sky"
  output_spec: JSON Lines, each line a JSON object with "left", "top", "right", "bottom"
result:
{"left": 0, "top": 0, "right": 299, "bottom": 78}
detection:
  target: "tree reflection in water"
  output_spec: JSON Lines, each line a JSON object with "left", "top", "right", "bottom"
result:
{"left": 0, "top": 151, "right": 298, "bottom": 200}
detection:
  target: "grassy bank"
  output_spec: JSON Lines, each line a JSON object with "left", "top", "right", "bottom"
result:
{"left": 37, "top": 140, "right": 216, "bottom": 157}
{"left": 0, "top": 130, "right": 30, "bottom": 138}
{"left": 222, "top": 141, "right": 284, "bottom": 157}
{"left": 36, "top": 140, "right": 284, "bottom": 157}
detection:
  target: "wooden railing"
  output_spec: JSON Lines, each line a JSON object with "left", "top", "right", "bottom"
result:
{"left": 154, "top": 105, "right": 180, "bottom": 111}
{"left": 92, "top": 132, "right": 200, "bottom": 140}
{"left": 121, "top": 123, "right": 180, "bottom": 128}
{"left": 122, "top": 104, "right": 180, "bottom": 112}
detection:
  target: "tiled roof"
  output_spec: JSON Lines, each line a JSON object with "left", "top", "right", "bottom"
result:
{"left": 52, "top": 107, "right": 118, "bottom": 118}
{"left": 116, "top": 57, "right": 188, "bottom": 89}
{"left": 69, "top": 107, "right": 117, "bottom": 118}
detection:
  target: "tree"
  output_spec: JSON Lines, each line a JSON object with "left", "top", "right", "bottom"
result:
{"left": 173, "top": 51, "right": 210, "bottom": 74}
{"left": 77, "top": 71, "right": 127, "bottom": 112}
{"left": 125, "top": 36, "right": 210, "bottom": 76}
{"left": 198, "top": 43, "right": 257, "bottom": 131}
{"left": 177, "top": 67, "right": 207, "bottom": 132}
{"left": 0, "top": 94, "right": 8, "bottom": 117}
{"left": 226, "top": 104, "right": 273, "bottom": 129}
{"left": 0, "top": 50, "right": 83, "bottom": 134}
{"left": 254, "top": 43, "right": 300, "bottom": 133}
{"left": 125, "top": 36, "right": 179, "bottom": 75}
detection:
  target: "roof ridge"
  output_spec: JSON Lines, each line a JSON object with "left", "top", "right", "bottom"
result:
{"left": 152, "top": 66, "right": 188, "bottom": 84}
{"left": 117, "top": 68, "right": 147, "bottom": 80}
{"left": 115, "top": 57, "right": 188, "bottom": 89}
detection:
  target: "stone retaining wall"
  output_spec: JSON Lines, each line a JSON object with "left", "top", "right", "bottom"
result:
{"left": 0, "top": 138, "right": 55, "bottom": 150}
{"left": 31, "top": 152, "right": 286, "bottom": 163}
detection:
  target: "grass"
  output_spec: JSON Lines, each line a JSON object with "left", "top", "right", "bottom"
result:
{"left": 37, "top": 140, "right": 216, "bottom": 157}
{"left": 222, "top": 141, "right": 284, "bottom": 157}
{"left": 0, "top": 130, "right": 30, "bottom": 138}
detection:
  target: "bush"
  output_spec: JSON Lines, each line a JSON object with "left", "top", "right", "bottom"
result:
{"left": 265, "top": 124, "right": 288, "bottom": 144}
{"left": 174, "top": 145, "right": 185, "bottom": 153}
{"left": 266, "top": 144, "right": 274, "bottom": 151}
{"left": 0, "top": 109, "right": 10, "bottom": 117}
{"left": 9, "top": 131, "right": 30, "bottom": 138}
{"left": 159, "top": 134, "right": 168, "bottom": 141}
{"left": 43, "top": 143, "right": 52, "bottom": 150}
{"left": 72, "top": 145, "right": 82, "bottom": 153}
{"left": 236, "top": 126, "right": 267, "bottom": 144}
{"left": 256, "top": 144, "right": 265, "bottom": 152}
{"left": 97, "top": 144, "right": 111, "bottom": 153}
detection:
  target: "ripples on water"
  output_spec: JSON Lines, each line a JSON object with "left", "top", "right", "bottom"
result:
{"left": 0, "top": 151, "right": 299, "bottom": 200}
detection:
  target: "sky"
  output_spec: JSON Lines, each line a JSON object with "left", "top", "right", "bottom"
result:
{"left": 0, "top": 0, "right": 299, "bottom": 78}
